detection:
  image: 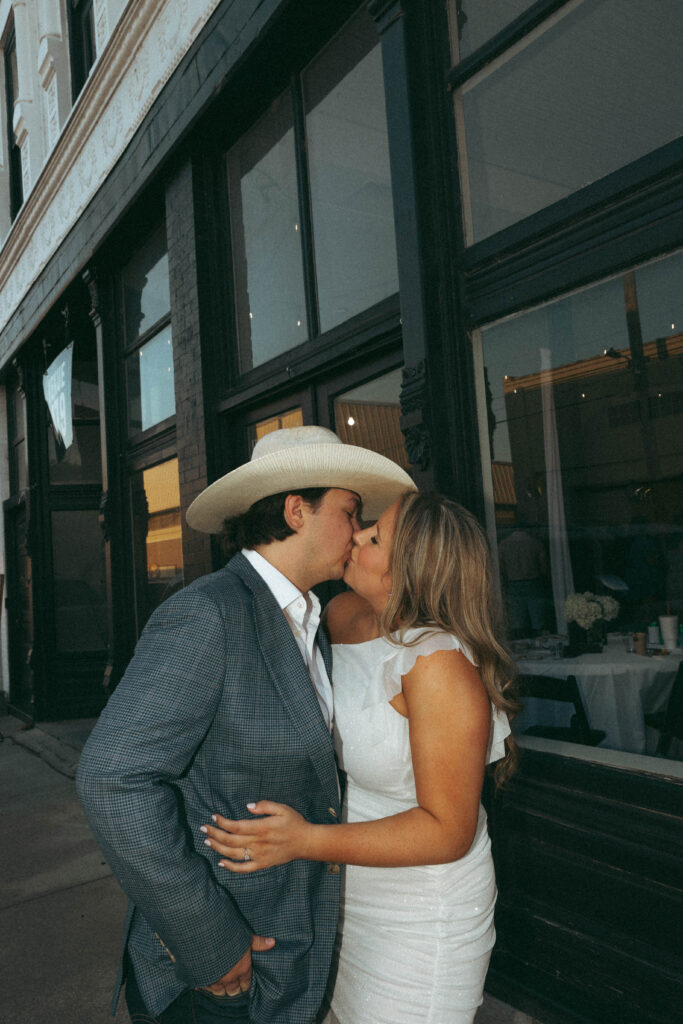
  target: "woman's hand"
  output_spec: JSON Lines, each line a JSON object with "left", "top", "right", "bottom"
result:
{"left": 201, "top": 801, "right": 313, "bottom": 872}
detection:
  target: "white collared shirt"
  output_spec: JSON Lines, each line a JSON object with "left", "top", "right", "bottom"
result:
{"left": 242, "top": 548, "right": 333, "bottom": 731}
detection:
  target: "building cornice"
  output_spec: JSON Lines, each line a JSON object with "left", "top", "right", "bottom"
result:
{"left": 0, "top": 0, "right": 221, "bottom": 337}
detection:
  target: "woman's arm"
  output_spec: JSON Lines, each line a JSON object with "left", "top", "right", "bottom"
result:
{"left": 202, "top": 647, "right": 491, "bottom": 870}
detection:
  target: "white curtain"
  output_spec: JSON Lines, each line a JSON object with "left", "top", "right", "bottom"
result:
{"left": 540, "top": 347, "right": 574, "bottom": 633}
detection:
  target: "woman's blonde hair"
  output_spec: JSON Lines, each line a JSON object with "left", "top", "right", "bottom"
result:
{"left": 379, "top": 491, "right": 519, "bottom": 786}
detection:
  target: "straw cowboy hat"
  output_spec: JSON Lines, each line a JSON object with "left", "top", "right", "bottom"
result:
{"left": 186, "top": 425, "right": 416, "bottom": 533}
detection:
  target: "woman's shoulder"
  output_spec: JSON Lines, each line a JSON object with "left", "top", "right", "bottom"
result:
{"left": 323, "top": 591, "right": 378, "bottom": 644}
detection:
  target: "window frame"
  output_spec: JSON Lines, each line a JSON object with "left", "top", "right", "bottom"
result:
{"left": 4, "top": 21, "right": 23, "bottom": 221}
{"left": 68, "top": 0, "right": 96, "bottom": 101}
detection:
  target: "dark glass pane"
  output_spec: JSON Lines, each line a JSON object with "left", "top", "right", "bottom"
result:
{"left": 228, "top": 92, "right": 308, "bottom": 371}
{"left": 304, "top": 10, "right": 398, "bottom": 332}
{"left": 126, "top": 325, "right": 175, "bottom": 434}
{"left": 456, "top": 0, "right": 683, "bottom": 243}
{"left": 52, "top": 510, "right": 107, "bottom": 652}
{"left": 48, "top": 423, "right": 101, "bottom": 484}
{"left": 334, "top": 368, "right": 408, "bottom": 472}
{"left": 131, "top": 458, "right": 184, "bottom": 634}
{"left": 48, "top": 332, "right": 101, "bottom": 484}
{"left": 448, "top": 0, "right": 536, "bottom": 62}
{"left": 122, "top": 227, "right": 170, "bottom": 343}
{"left": 478, "top": 248, "right": 683, "bottom": 756}
{"left": 13, "top": 439, "right": 28, "bottom": 493}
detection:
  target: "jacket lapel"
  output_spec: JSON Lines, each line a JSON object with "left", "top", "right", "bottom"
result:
{"left": 228, "top": 555, "right": 340, "bottom": 806}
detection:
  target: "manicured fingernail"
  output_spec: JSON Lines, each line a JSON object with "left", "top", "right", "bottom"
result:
{"left": 247, "top": 802, "right": 256, "bottom": 810}
{"left": 218, "top": 861, "right": 227, "bottom": 868}
{"left": 199, "top": 826, "right": 208, "bottom": 833}
{"left": 204, "top": 839, "right": 212, "bottom": 847}
{"left": 211, "top": 814, "right": 217, "bottom": 822}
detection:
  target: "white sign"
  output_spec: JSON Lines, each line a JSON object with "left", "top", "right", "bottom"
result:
{"left": 43, "top": 342, "right": 74, "bottom": 452}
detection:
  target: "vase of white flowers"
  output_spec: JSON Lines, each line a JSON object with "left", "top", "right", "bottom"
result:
{"left": 564, "top": 592, "right": 620, "bottom": 656}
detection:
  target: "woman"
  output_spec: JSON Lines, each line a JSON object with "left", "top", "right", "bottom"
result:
{"left": 202, "top": 491, "right": 518, "bottom": 1024}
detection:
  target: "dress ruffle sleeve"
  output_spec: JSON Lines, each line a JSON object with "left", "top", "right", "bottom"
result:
{"left": 372, "top": 628, "right": 511, "bottom": 765}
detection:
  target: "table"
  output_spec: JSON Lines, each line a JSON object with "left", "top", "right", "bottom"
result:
{"left": 514, "top": 644, "right": 682, "bottom": 754}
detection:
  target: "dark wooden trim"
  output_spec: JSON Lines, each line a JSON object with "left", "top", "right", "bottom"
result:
{"left": 486, "top": 749, "right": 683, "bottom": 1024}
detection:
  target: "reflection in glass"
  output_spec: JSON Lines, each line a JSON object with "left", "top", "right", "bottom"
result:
{"left": 122, "top": 226, "right": 170, "bottom": 342}
{"left": 49, "top": 332, "right": 101, "bottom": 485}
{"left": 456, "top": 0, "right": 683, "bottom": 243}
{"left": 249, "top": 407, "right": 304, "bottom": 454}
{"left": 476, "top": 248, "right": 683, "bottom": 757}
{"left": 52, "top": 510, "right": 107, "bottom": 652}
{"left": 305, "top": 12, "right": 398, "bottom": 332}
{"left": 448, "top": 0, "right": 535, "bottom": 62}
{"left": 127, "top": 325, "right": 175, "bottom": 434}
{"left": 228, "top": 94, "right": 308, "bottom": 371}
{"left": 334, "top": 368, "right": 408, "bottom": 473}
{"left": 131, "top": 458, "right": 184, "bottom": 633}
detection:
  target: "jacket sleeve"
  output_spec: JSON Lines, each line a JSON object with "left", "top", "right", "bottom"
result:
{"left": 76, "top": 584, "right": 253, "bottom": 987}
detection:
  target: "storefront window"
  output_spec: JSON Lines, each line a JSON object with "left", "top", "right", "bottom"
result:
{"left": 227, "top": 8, "right": 397, "bottom": 371}
{"left": 122, "top": 226, "right": 174, "bottom": 435}
{"left": 334, "top": 367, "right": 408, "bottom": 474}
{"left": 227, "top": 95, "right": 308, "bottom": 371}
{"left": 304, "top": 14, "right": 398, "bottom": 333}
{"left": 454, "top": 0, "right": 683, "bottom": 244}
{"left": 248, "top": 407, "right": 304, "bottom": 453}
{"left": 475, "top": 247, "right": 683, "bottom": 761}
{"left": 131, "top": 458, "right": 184, "bottom": 632}
{"left": 52, "top": 510, "right": 107, "bottom": 652}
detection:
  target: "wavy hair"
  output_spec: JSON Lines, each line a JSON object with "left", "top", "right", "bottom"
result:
{"left": 378, "top": 491, "right": 519, "bottom": 787}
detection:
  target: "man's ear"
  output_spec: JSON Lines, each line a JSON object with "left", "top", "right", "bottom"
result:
{"left": 283, "top": 493, "right": 307, "bottom": 533}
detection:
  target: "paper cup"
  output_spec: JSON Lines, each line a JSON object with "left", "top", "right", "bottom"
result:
{"left": 633, "top": 632, "right": 647, "bottom": 656}
{"left": 658, "top": 615, "right": 678, "bottom": 649}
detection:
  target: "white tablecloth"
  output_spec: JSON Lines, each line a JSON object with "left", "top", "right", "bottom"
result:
{"left": 514, "top": 644, "right": 682, "bottom": 754}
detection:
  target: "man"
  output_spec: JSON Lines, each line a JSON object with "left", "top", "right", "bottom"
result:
{"left": 76, "top": 425, "right": 414, "bottom": 1024}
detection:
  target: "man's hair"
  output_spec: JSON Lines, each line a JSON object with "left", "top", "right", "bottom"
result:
{"left": 220, "top": 488, "right": 330, "bottom": 561}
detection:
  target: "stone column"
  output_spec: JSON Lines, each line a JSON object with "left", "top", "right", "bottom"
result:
{"left": 11, "top": 0, "right": 43, "bottom": 200}
{"left": 37, "top": 0, "right": 70, "bottom": 151}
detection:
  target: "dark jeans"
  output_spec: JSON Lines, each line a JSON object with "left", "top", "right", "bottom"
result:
{"left": 125, "top": 964, "right": 250, "bottom": 1024}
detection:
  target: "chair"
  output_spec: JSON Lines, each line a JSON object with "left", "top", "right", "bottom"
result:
{"left": 644, "top": 662, "right": 683, "bottom": 756}
{"left": 518, "top": 673, "right": 606, "bottom": 746}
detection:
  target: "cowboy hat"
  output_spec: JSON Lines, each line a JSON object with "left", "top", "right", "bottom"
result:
{"left": 186, "top": 425, "right": 416, "bottom": 533}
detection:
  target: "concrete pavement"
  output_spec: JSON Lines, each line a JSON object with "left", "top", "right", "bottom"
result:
{"left": 0, "top": 714, "right": 543, "bottom": 1023}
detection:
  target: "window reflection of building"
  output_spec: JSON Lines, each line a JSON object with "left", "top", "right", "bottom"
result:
{"left": 479, "top": 250, "right": 683, "bottom": 645}
{"left": 334, "top": 369, "right": 408, "bottom": 474}
{"left": 132, "top": 458, "right": 184, "bottom": 634}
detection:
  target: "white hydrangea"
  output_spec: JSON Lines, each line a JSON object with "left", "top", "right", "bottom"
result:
{"left": 564, "top": 591, "right": 618, "bottom": 629}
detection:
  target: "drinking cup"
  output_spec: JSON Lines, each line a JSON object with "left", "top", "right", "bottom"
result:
{"left": 658, "top": 615, "right": 679, "bottom": 650}
{"left": 633, "top": 632, "right": 647, "bottom": 656}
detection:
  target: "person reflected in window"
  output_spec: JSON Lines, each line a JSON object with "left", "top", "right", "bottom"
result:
{"left": 498, "top": 523, "right": 549, "bottom": 638}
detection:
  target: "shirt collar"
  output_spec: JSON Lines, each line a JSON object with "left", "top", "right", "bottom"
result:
{"left": 242, "top": 548, "right": 305, "bottom": 612}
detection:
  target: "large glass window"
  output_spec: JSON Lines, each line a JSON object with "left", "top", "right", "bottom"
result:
{"left": 122, "top": 226, "right": 174, "bottom": 435}
{"left": 304, "top": 18, "right": 398, "bottom": 333}
{"left": 227, "top": 96, "right": 308, "bottom": 371}
{"left": 475, "top": 247, "right": 683, "bottom": 761}
{"left": 227, "top": 7, "right": 398, "bottom": 372}
{"left": 454, "top": 0, "right": 683, "bottom": 244}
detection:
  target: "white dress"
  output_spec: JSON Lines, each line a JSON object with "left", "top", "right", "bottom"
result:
{"left": 322, "top": 628, "right": 511, "bottom": 1024}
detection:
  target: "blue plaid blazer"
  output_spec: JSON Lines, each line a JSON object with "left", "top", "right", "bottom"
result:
{"left": 76, "top": 553, "right": 341, "bottom": 1022}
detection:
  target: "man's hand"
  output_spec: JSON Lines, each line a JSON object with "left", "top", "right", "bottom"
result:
{"left": 200, "top": 934, "right": 275, "bottom": 996}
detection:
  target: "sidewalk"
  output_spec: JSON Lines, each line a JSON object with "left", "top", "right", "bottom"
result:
{"left": 0, "top": 713, "right": 544, "bottom": 1023}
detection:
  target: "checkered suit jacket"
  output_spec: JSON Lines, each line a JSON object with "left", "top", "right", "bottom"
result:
{"left": 76, "top": 553, "right": 341, "bottom": 1022}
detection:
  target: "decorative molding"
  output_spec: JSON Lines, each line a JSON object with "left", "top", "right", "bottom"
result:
{"left": 400, "top": 360, "right": 431, "bottom": 470}
{"left": 93, "top": 0, "right": 109, "bottom": 54}
{"left": 0, "top": 0, "right": 221, "bottom": 340}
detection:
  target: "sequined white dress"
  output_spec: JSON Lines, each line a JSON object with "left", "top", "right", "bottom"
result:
{"left": 322, "top": 629, "right": 511, "bottom": 1024}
